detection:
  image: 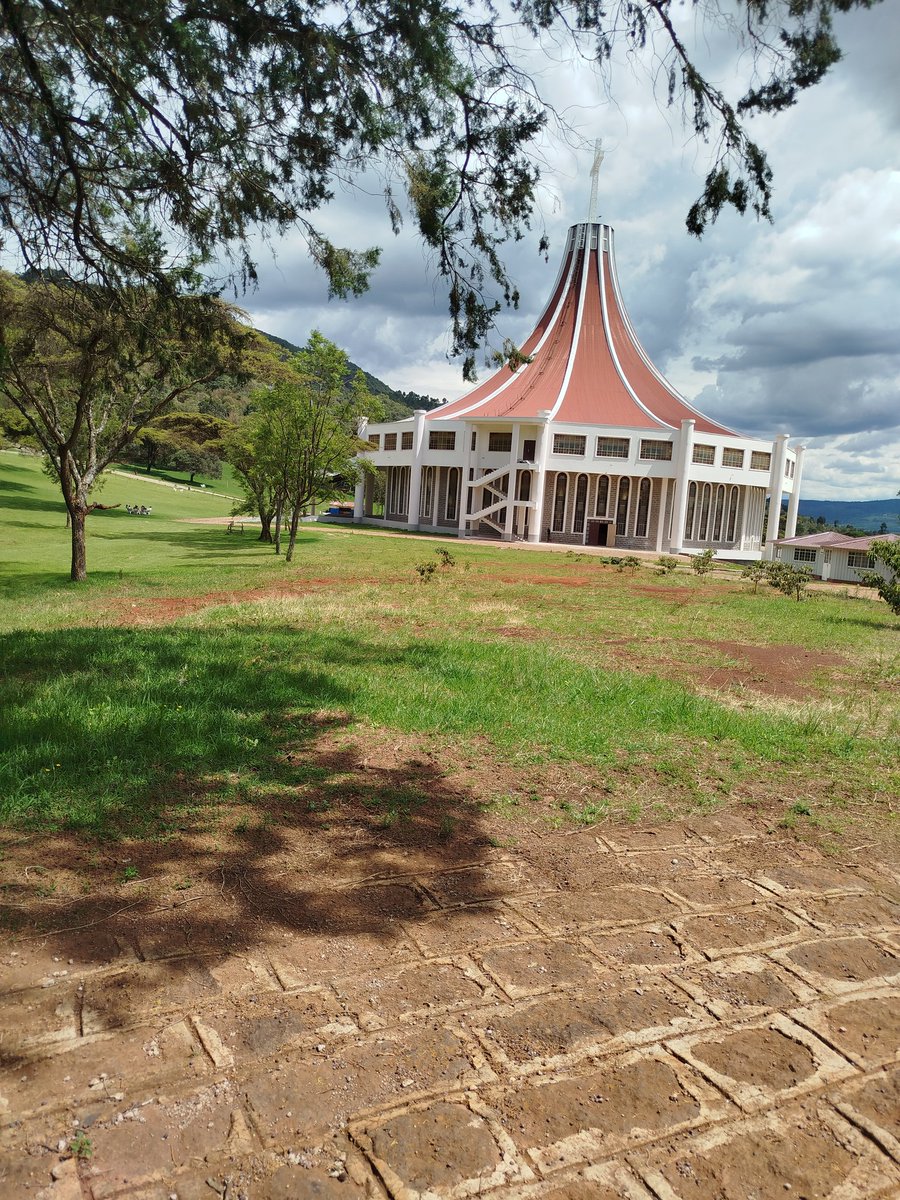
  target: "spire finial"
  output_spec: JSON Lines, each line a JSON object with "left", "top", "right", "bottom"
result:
{"left": 587, "top": 138, "right": 604, "bottom": 223}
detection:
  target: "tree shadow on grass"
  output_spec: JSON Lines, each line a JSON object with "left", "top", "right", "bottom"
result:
{"left": 0, "top": 624, "right": 509, "bottom": 1046}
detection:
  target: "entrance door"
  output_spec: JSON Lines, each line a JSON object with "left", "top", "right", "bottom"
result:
{"left": 586, "top": 519, "right": 609, "bottom": 547}
{"left": 522, "top": 439, "right": 536, "bottom": 461}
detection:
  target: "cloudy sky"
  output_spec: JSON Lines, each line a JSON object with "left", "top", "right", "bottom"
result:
{"left": 243, "top": 1, "right": 900, "bottom": 502}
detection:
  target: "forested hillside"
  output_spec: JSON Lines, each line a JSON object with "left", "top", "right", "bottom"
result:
{"left": 261, "top": 331, "right": 445, "bottom": 419}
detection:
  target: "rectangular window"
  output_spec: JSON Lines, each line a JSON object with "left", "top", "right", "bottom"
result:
{"left": 471, "top": 431, "right": 477, "bottom": 451}
{"left": 639, "top": 439, "right": 673, "bottom": 461}
{"left": 367, "top": 434, "right": 380, "bottom": 449}
{"left": 722, "top": 447, "right": 744, "bottom": 468}
{"left": 692, "top": 444, "right": 715, "bottom": 465}
{"left": 785, "top": 459, "right": 794, "bottom": 477}
{"left": 488, "top": 432, "right": 513, "bottom": 453}
{"left": 383, "top": 433, "right": 397, "bottom": 450}
{"left": 553, "top": 434, "right": 586, "bottom": 455}
{"left": 793, "top": 548, "right": 817, "bottom": 562}
{"left": 750, "top": 451, "right": 771, "bottom": 471}
{"left": 847, "top": 551, "right": 874, "bottom": 569}
{"left": 596, "top": 437, "right": 630, "bottom": 459}
{"left": 428, "top": 430, "right": 456, "bottom": 451}
{"left": 401, "top": 431, "right": 413, "bottom": 450}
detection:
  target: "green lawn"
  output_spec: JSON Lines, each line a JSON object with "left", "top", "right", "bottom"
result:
{"left": 1, "top": 451, "right": 898, "bottom": 843}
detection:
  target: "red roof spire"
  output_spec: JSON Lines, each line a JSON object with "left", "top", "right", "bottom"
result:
{"left": 430, "top": 222, "right": 735, "bottom": 437}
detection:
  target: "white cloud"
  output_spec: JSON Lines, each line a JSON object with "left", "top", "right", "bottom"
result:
{"left": 240, "top": 0, "right": 900, "bottom": 501}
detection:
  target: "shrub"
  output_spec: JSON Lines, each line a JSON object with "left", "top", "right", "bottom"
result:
{"left": 691, "top": 548, "right": 715, "bottom": 576}
{"left": 861, "top": 540, "right": 900, "bottom": 615}
{"left": 414, "top": 560, "right": 437, "bottom": 582}
{"left": 656, "top": 555, "right": 679, "bottom": 575}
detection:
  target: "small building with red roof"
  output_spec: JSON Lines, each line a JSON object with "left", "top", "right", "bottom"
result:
{"left": 773, "top": 531, "right": 899, "bottom": 583}
{"left": 354, "top": 213, "right": 804, "bottom": 559}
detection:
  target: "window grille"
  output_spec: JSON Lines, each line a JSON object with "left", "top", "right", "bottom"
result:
{"left": 596, "top": 437, "right": 629, "bottom": 458}
{"left": 692, "top": 444, "right": 715, "bottom": 465}
{"left": 429, "top": 430, "right": 456, "bottom": 451}
{"left": 553, "top": 434, "right": 586, "bottom": 456}
{"left": 639, "top": 439, "right": 673, "bottom": 461}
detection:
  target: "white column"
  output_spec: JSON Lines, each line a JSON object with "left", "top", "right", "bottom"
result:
{"left": 528, "top": 411, "right": 552, "bottom": 543}
{"left": 764, "top": 433, "right": 790, "bottom": 553}
{"left": 405, "top": 409, "right": 428, "bottom": 531}
{"left": 784, "top": 444, "right": 806, "bottom": 539}
{"left": 353, "top": 418, "right": 368, "bottom": 522}
{"left": 504, "top": 422, "right": 521, "bottom": 541}
{"left": 457, "top": 421, "right": 473, "bottom": 537}
{"left": 654, "top": 479, "right": 669, "bottom": 552}
{"left": 668, "top": 419, "right": 695, "bottom": 553}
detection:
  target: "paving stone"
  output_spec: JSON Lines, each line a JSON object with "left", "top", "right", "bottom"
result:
{"left": 81, "top": 959, "right": 221, "bottom": 1034}
{"left": 0, "top": 982, "right": 80, "bottom": 1050}
{"left": 783, "top": 893, "right": 900, "bottom": 933}
{"left": 0, "top": 934, "right": 130, "bottom": 996}
{"left": 792, "top": 987, "right": 900, "bottom": 1069}
{"left": 84, "top": 1081, "right": 248, "bottom": 1200}
{"left": 667, "top": 953, "right": 817, "bottom": 1020}
{"left": 619, "top": 851, "right": 704, "bottom": 881}
{"left": 267, "top": 930, "right": 419, "bottom": 989}
{"left": 0, "top": 1147, "right": 65, "bottom": 1197}
{"left": 588, "top": 928, "right": 694, "bottom": 971}
{"left": 667, "top": 1014, "right": 855, "bottom": 1112}
{"left": 491, "top": 1048, "right": 726, "bottom": 1173}
{"left": 261, "top": 1162, "right": 378, "bottom": 1199}
{"left": 600, "top": 829, "right": 700, "bottom": 852}
{"left": 486, "top": 1160, "right": 654, "bottom": 1199}
{"left": 358, "top": 1100, "right": 524, "bottom": 1196}
{"left": 0, "top": 1019, "right": 206, "bottom": 1126}
{"left": 751, "top": 863, "right": 874, "bottom": 897}
{"left": 773, "top": 935, "right": 900, "bottom": 993}
{"left": 514, "top": 887, "right": 681, "bottom": 935}
{"left": 334, "top": 959, "right": 485, "bottom": 1029}
{"left": 833, "top": 1065, "right": 900, "bottom": 1165}
{"left": 662, "top": 876, "right": 765, "bottom": 911}
{"left": 469, "top": 981, "right": 708, "bottom": 1072}
{"left": 632, "top": 1100, "right": 900, "bottom": 1199}
{"left": 207, "top": 955, "right": 280, "bottom": 997}
{"left": 477, "top": 938, "right": 600, "bottom": 999}
{"left": 419, "top": 862, "right": 548, "bottom": 907}
{"left": 242, "top": 1025, "right": 485, "bottom": 1151}
{"left": 404, "top": 904, "right": 533, "bottom": 958}
{"left": 673, "top": 904, "right": 807, "bottom": 958}
{"left": 199, "top": 989, "right": 350, "bottom": 1064}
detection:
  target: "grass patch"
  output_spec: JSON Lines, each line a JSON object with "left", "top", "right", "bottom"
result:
{"left": 2, "top": 451, "right": 898, "bottom": 843}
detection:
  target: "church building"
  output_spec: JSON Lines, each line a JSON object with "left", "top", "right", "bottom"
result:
{"left": 354, "top": 193, "right": 803, "bottom": 558}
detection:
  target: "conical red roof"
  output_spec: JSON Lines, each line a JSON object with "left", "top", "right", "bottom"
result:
{"left": 429, "top": 223, "right": 735, "bottom": 436}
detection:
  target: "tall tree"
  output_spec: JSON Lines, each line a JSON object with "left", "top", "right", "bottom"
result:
{"left": 0, "top": 0, "right": 878, "bottom": 378}
{"left": 0, "top": 272, "right": 245, "bottom": 580}
{"left": 239, "top": 332, "right": 381, "bottom": 562}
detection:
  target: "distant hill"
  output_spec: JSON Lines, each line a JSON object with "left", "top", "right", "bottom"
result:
{"left": 798, "top": 498, "right": 900, "bottom": 532}
{"left": 261, "top": 331, "right": 445, "bottom": 420}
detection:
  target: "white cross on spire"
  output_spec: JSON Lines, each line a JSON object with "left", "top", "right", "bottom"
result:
{"left": 587, "top": 138, "right": 604, "bottom": 223}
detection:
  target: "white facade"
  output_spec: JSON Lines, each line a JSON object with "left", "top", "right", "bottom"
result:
{"left": 353, "top": 222, "right": 804, "bottom": 559}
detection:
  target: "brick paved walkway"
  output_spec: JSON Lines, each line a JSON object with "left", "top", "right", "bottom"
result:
{"left": 2, "top": 818, "right": 899, "bottom": 1199}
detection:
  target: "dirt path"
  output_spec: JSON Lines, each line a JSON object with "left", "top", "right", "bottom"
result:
{"left": 2, "top": 809, "right": 898, "bottom": 1199}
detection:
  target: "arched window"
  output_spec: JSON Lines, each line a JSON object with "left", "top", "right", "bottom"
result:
{"left": 445, "top": 467, "right": 460, "bottom": 522}
{"left": 517, "top": 471, "right": 531, "bottom": 501}
{"left": 398, "top": 466, "right": 410, "bottom": 515}
{"left": 726, "top": 487, "right": 740, "bottom": 541}
{"left": 573, "top": 474, "right": 588, "bottom": 533}
{"left": 615, "top": 477, "right": 630, "bottom": 536}
{"left": 595, "top": 474, "right": 610, "bottom": 517}
{"left": 552, "top": 473, "right": 568, "bottom": 532}
{"left": 635, "top": 478, "right": 651, "bottom": 537}
{"left": 420, "top": 466, "right": 434, "bottom": 520}
{"left": 698, "top": 483, "right": 712, "bottom": 540}
{"left": 684, "top": 481, "right": 697, "bottom": 541}
{"left": 712, "top": 484, "right": 726, "bottom": 541}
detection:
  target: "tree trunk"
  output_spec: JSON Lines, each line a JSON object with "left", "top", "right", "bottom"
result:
{"left": 274, "top": 501, "right": 283, "bottom": 555}
{"left": 258, "top": 507, "right": 273, "bottom": 543}
{"left": 285, "top": 506, "right": 301, "bottom": 563}
{"left": 69, "top": 505, "right": 88, "bottom": 582}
